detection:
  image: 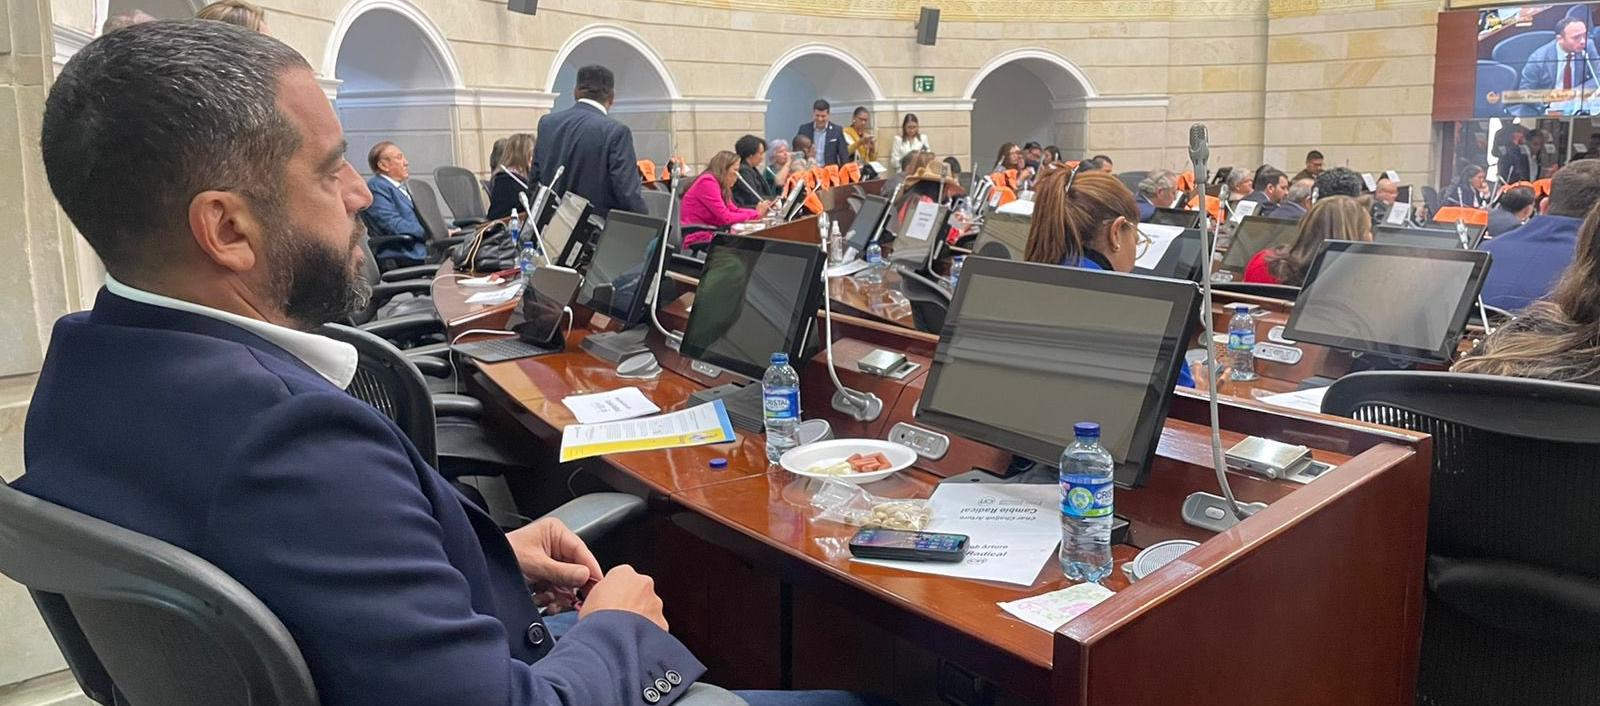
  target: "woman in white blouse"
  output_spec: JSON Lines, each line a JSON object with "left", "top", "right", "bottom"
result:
{"left": 890, "top": 113, "right": 930, "bottom": 167}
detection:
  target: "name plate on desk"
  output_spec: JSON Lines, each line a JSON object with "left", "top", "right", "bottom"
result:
{"left": 690, "top": 360, "right": 723, "bottom": 378}
{"left": 1253, "top": 342, "right": 1303, "bottom": 366}
{"left": 1267, "top": 325, "right": 1296, "bottom": 345}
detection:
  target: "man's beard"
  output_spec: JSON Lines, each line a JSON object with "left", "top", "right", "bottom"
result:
{"left": 264, "top": 215, "right": 372, "bottom": 328}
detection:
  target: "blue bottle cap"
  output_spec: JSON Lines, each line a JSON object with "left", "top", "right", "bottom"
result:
{"left": 1073, "top": 422, "right": 1101, "bottom": 438}
{"left": 770, "top": 353, "right": 789, "bottom": 365}
{"left": 1234, "top": 304, "right": 1251, "bottom": 313}
{"left": 709, "top": 458, "right": 729, "bottom": 470}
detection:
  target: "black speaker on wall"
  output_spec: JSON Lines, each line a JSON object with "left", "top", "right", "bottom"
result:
{"left": 916, "top": 7, "right": 940, "bottom": 45}
{"left": 508, "top": 0, "right": 537, "bottom": 15}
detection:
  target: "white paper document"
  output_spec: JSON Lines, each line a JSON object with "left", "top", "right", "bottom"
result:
{"left": 1258, "top": 386, "right": 1330, "bottom": 414}
{"left": 903, "top": 201, "right": 941, "bottom": 241}
{"left": 998, "top": 582, "right": 1116, "bottom": 633}
{"left": 558, "top": 400, "right": 734, "bottom": 462}
{"left": 560, "top": 387, "right": 662, "bottom": 424}
{"left": 1229, "top": 200, "right": 1259, "bottom": 223}
{"left": 1135, "top": 223, "right": 1186, "bottom": 270}
{"left": 1384, "top": 202, "right": 1412, "bottom": 226}
{"left": 853, "top": 483, "right": 1063, "bottom": 586}
{"left": 464, "top": 283, "right": 523, "bottom": 305}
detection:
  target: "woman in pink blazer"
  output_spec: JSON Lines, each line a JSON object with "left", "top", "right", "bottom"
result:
{"left": 681, "top": 150, "right": 771, "bottom": 247}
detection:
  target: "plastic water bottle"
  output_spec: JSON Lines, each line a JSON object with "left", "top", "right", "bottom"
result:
{"left": 1060, "top": 422, "right": 1114, "bottom": 583}
{"left": 1227, "top": 304, "right": 1258, "bottom": 382}
{"left": 762, "top": 353, "right": 801, "bottom": 463}
{"left": 948, "top": 255, "right": 967, "bottom": 290}
{"left": 827, "top": 222, "right": 845, "bottom": 265}
{"left": 859, "top": 243, "right": 884, "bottom": 283}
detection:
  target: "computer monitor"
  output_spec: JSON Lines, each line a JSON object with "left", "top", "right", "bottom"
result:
{"left": 1373, "top": 224, "right": 1466, "bottom": 250}
{"left": 1133, "top": 226, "right": 1206, "bottom": 283}
{"left": 576, "top": 210, "right": 665, "bottom": 326}
{"left": 680, "top": 234, "right": 827, "bottom": 382}
{"left": 971, "top": 211, "right": 1031, "bottom": 260}
{"left": 541, "top": 193, "right": 592, "bottom": 267}
{"left": 781, "top": 181, "right": 811, "bottom": 221}
{"left": 1220, "top": 216, "right": 1301, "bottom": 272}
{"left": 1148, "top": 207, "right": 1202, "bottom": 228}
{"left": 914, "top": 257, "right": 1201, "bottom": 487}
{"left": 1285, "top": 242, "right": 1492, "bottom": 364}
{"left": 845, "top": 195, "right": 891, "bottom": 256}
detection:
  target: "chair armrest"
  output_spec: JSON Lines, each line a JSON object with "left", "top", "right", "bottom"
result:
{"left": 542, "top": 492, "right": 646, "bottom": 545}
{"left": 411, "top": 355, "right": 453, "bottom": 378}
{"left": 358, "top": 312, "right": 442, "bottom": 341}
{"left": 369, "top": 280, "right": 431, "bottom": 308}
{"left": 403, "top": 342, "right": 451, "bottom": 359}
{"left": 380, "top": 265, "right": 439, "bottom": 283}
{"left": 367, "top": 234, "right": 415, "bottom": 251}
{"left": 431, "top": 393, "right": 483, "bottom": 419}
{"left": 429, "top": 236, "right": 469, "bottom": 252}
{"left": 452, "top": 217, "right": 486, "bottom": 228}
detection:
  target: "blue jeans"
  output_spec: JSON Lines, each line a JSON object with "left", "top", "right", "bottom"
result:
{"left": 545, "top": 612, "right": 894, "bottom": 706}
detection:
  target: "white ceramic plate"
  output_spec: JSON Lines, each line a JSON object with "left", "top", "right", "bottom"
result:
{"left": 779, "top": 438, "right": 917, "bottom": 484}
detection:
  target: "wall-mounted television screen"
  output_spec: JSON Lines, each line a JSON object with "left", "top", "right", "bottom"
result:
{"left": 1476, "top": 4, "right": 1600, "bottom": 117}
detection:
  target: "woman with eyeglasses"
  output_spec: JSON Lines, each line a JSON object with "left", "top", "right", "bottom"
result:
{"left": 1024, "top": 164, "right": 1193, "bottom": 387}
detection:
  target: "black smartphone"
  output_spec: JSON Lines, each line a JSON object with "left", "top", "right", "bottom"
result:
{"left": 848, "top": 528, "right": 968, "bottom": 563}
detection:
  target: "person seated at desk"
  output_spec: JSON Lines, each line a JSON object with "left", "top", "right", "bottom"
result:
{"left": 890, "top": 113, "right": 928, "bottom": 167}
{"left": 1442, "top": 164, "right": 1488, "bottom": 209}
{"left": 885, "top": 151, "right": 936, "bottom": 198}
{"left": 1512, "top": 16, "right": 1600, "bottom": 116}
{"left": 1455, "top": 202, "right": 1600, "bottom": 384}
{"left": 764, "top": 138, "right": 794, "bottom": 193}
{"left": 1091, "top": 154, "right": 1115, "bottom": 173}
{"left": 1225, "top": 167, "right": 1253, "bottom": 210}
{"left": 1274, "top": 177, "right": 1314, "bottom": 222}
{"left": 486, "top": 132, "right": 535, "bottom": 220}
{"left": 1244, "top": 195, "right": 1371, "bottom": 287}
{"left": 27, "top": 22, "right": 888, "bottom": 706}
{"left": 1488, "top": 185, "right": 1537, "bottom": 238}
{"left": 1134, "top": 170, "right": 1178, "bottom": 221}
{"left": 1314, "top": 166, "right": 1364, "bottom": 200}
{"left": 1043, "top": 145, "right": 1062, "bottom": 164}
{"left": 681, "top": 150, "right": 770, "bottom": 248}
{"left": 789, "top": 134, "right": 818, "bottom": 174}
{"left": 363, "top": 140, "right": 428, "bottom": 264}
{"left": 1482, "top": 160, "right": 1600, "bottom": 311}
{"left": 1292, "top": 149, "right": 1324, "bottom": 183}
{"left": 732, "top": 134, "right": 775, "bottom": 209}
{"left": 1241, "top": 164, "right": 1289, "bottom": 217}
{"left": 1021, "top": 165, "right": 1194, "bottom": 387}
{"left": 994, "top": 141, "right": 1035, "bottom": 185}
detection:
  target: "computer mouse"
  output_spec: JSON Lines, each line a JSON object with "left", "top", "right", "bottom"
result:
{"left": 617, "top": 353, "right": 662, "bottom": 379}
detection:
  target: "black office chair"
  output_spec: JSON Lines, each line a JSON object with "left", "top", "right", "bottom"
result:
{"left": 1475, "top": 60, "right": 1519, "bottom": 119}
{"left": 1421, "top": 185, "right": 1442, "bottom": 221}
{"left": 408, "top": 179, "right": 471, "bottom": 263}
{"left": 641, "top": 189, "right": 673, "bottom": 219}
{"left": 317, "top": 323, "right": 645, "bottom": 541}
{"left": 1465, "top": 304, "right": 1514, "bottom": 330}
{"left": 0, "top": 482, "right": 319, "bottom": 706}
{"left": 896, "top": 266, "right": 951, "bottom": 335}
{"left": 1321, "top": 371, "right": 1600, "bottom": 706}
{"left": 1490, "top": 31, "right": 1554, "bottom": 72}
{"left": 432, "top": 166, "right": 489, "bottom": 228}
{"left": 975, "top": 240, "right": 1012, "bottom": 259}
{"left": 1211, "top": 281, "right": 1301, "bottom": 301}
{"left": 1117, "top": 170, "right": 1149, "bottom": 194}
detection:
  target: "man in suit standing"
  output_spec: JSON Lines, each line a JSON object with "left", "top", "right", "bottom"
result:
{"left": 364, "top": 141, "right": 428, "bottom": 264}
{"left": 796, "top": 99, "right": 848, "bottom": 167}
{"left": 1514, "top": 17, "right": 1600, "bottom": 115}
{"left": 532, "top": 65, "right": 647, "bottom": 218}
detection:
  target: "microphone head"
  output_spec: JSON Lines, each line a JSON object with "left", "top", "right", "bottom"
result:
{"left": 1188, "top": 123, "right": 1211, "bottom": 164}
{"left": 518, "top": 191, "right": 532, "bottom": 215}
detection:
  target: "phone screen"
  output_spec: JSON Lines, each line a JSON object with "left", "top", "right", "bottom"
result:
{"left": 851, "top": 529, "right": 965, "bottom": 551}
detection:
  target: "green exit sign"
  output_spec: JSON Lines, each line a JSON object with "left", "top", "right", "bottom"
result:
{"left": 913, "top": 75, "right": 935, "bottom": 93}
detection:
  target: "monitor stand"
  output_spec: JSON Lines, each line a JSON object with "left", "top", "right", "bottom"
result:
{"left": 581, "top": 325, "right": 650, "bottom": 364}
{"left": 687, "top": 382, "right": 764, "bottom": 434}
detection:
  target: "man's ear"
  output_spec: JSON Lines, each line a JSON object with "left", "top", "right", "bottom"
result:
{"left": 188, "top": 190, "right": 264, "bottom": 274}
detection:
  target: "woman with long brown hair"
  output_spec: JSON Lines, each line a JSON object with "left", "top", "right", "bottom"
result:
{"left": 1243, "top": 195, "right": 1371, "bottom": 286}
{"left": 681, "top": 151, "right": 769, "bottom": 247}
{"left": 486, "top": 132, "right": 535, "bottom": 220}
{"left": 1454, "top": 203, "right": 1600, "bottom": 383}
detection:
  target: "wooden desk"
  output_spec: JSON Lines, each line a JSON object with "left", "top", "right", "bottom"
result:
{"left": 826, "top": 270, "right": 916, "bottom": 329}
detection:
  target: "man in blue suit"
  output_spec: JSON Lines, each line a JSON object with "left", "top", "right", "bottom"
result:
{"left": 1482, "top": 160, "right": 1600, "bottom": 310}
{"left": 363, "top": 140, "right": 429, "bottom": 264}
{"left": 21, "top": 21, "right": 889, "bottom": 706}
{"left": 795, "top": 99, "right": 848, "bottom": 167}
{"left": 532, "top": 65, "right": 648, "bottom": 218}
{"left": 1513, "top": 17, "right": 1600, "bottom": 116}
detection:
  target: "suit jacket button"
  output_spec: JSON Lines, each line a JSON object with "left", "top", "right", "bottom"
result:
{"left": 643, "top": 686, "right": 661, "bottom": 704}
{"left": 525, "top": 622, "right": 547, "bottom": 647}
{"left": 665, "top": 670, "right": 683, "bottom": 686}
{"left": 654, "top": 677, "right": 672, "bottom": 694}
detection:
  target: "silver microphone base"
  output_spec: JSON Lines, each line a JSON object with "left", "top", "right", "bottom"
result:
{"left": 1181, "top": 492, "right": 1268, "bottom": 533}
{"left": 830, "top": 389, "right": 883, "bottom": 422}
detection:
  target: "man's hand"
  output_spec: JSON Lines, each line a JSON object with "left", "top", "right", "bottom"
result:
{"left": 505, "top": 517, "right": 602, "bottom": 589}
{"left": 581, "top": 565, "right": 668, "bottom": 631}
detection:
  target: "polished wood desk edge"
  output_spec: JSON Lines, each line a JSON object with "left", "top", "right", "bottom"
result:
{"left": 1170, "top": 386, "right": 1430, "bottom": 446}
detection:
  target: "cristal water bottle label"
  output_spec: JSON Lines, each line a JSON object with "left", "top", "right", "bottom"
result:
{"left": 1061, "top": 476, "right": 1113, "bottom": 519}
{"left": 763, "top": 389, "right": 799, "bottom": 421}
{"left": 1228, "top": 329, "right": 1255, "bottom": 352}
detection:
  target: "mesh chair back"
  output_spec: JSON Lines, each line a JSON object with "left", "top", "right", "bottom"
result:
{"left": 1322, "top": 371, "right": 1600, "bottom": 704}
{"left": 897, "top": 268, "right": 951, "bottom": 335}
{"left": 1211, "top": 281, "right": 1301, "bottom": 301}
{"left": 315, "top": 323, "right": 438, "bottom": 466}
{"left": 408, "top": 179, "right": 453, "bottom": 244}
{"left": 0, "top": 482, "right": 319, "bottom": 706}
{"left": 642, "top": 189, "right": 673, "bottom": 219}
{"left": 1421, "top": 186, "right": 1442, "bottom": 218}
{"left": 1117, "top": 170, "right": 1149, "bottom": 194}
{"left": 1490, "top": 30, "right": 1555, "bottom": 70}
{"left": 432, "top": 166, "right": 487, "bottom": 222}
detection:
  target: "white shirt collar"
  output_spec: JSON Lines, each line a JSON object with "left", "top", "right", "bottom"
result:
{"left": 381, "top": 173, "right": 405, "bottom": 189}
{"left": 577, "top": 98, "right": 609, "bottom": 115}
{"left": 104, "top": 276, "right": 359, "bottom": 389}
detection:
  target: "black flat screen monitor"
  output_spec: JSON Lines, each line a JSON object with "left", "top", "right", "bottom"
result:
{"left": 1221, "top": 216, "right": 1301, "bottom": 272}
{"left": 679, "top": 235, "right": 826, "bottom": 381}
{"left": 971, "top": 211, "right": 1031, "bottom": 260}
{"left": 542, "top": 193, "right": 591, "bottom": 267}
{"left": 1373, "top": 225, "right": 1467, "bottom": 250}
{"left": 1285, "top": 242, "right": 1492, "bottom": 364}
{"left": 915, "top": 257, "right": 1201, "bottom": 487}
{"left": 846, "top": 195, "right": 890, "bottom": 254}
{"left": 782, "top": 181, "right": 811, "bottom": 221}
{"left": 1148, "top": 207, "right": 1202, "bottom": 228}
{"left": 1133, "top": 225, "right": 1206, "bottom": 283}
{"left": 576, "top": 210, "right": 665, "bottom": 325}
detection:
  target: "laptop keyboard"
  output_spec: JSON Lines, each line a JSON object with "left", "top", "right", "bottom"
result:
{"left": 451, "top": 338, "right": 557, "bottom": 363}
